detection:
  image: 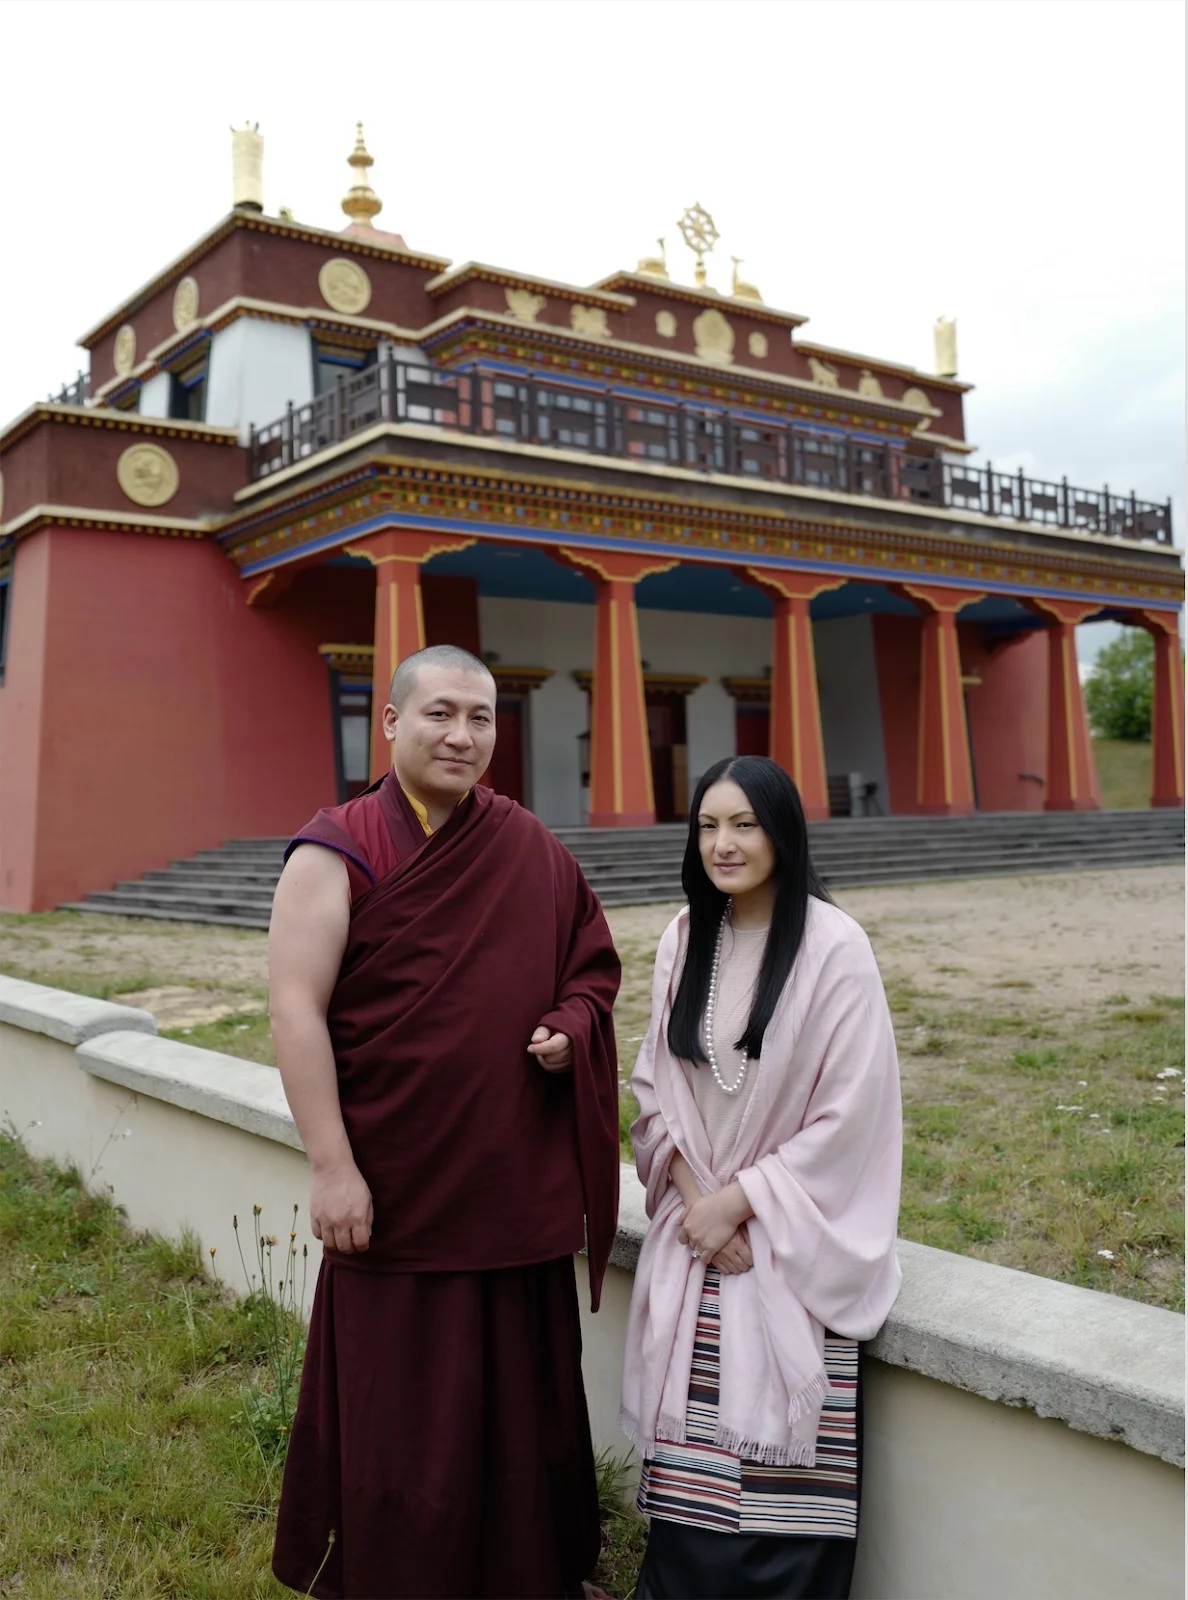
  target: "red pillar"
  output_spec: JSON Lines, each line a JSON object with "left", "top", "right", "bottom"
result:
{"left": 345, "top": 529, "right": 476, "bottom": 782}
{"left": 554, "top": 549, "right": 677, "bottom": 826}
{"left": 1023, "top": 598, "right": 1102, "bottom": 811}
{"left": 1131, "top": 609, "right": 1185, "bottom": 809}
{"left": 736, "top": 567, "right": 844, "bottom": 822}
{"left": 892, "top": 584, "right": 986, "bottom": 815}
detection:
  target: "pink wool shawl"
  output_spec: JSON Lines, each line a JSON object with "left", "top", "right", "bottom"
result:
{"left": 620, "top": 898, "right": 903, "bottom": 1467}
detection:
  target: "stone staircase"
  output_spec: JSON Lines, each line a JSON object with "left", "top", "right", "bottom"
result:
{"left": 61, "top": 809, "right": 1184, "bottom": 928}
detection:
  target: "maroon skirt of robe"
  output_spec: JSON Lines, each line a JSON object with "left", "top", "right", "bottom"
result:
{"left": 272, "top": 1254, "right": 600, "bottom": 1599}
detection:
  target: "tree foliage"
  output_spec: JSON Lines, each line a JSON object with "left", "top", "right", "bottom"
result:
{"left": 1084, "top": 629, "right": 1154, "bottom": 741}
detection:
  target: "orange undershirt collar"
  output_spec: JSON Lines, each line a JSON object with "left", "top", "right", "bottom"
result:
{"left": 401, "top": 785, "right": 470, "bottom": 837}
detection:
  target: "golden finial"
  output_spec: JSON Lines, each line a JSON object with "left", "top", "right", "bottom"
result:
{"left": 678, "top": 203, "right": 719, "bottom": 288}
{"left": 934, "top": 315, "right": 958, "bottom": 377}
{"left": 730, "top": 256, "right": 763, "bottom": 304}
{"left": 342, "top": 123, "right": 382, "bottom": 227}
{"left": 637, "top": 237, "right": 670, "bottom": 280}
{"left": 231, "top": 122, "right": 263, "bottom": 212}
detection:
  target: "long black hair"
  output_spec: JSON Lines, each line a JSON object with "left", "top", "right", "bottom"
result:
{"left": 667, "top": 756, "right": 831, "bottom": 1065}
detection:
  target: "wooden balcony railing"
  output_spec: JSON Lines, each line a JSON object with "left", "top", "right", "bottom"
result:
{"left": 246, "top": 355, "right": 1174, "bottom": 546}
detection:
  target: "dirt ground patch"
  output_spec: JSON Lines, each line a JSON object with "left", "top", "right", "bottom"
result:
{"left": 0, "top": 865, "right": 1181, "bottom": 1048}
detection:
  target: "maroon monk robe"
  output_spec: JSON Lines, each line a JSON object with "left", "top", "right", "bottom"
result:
{"left": 272, "top": 774, "right": 622, "bottom": 1600}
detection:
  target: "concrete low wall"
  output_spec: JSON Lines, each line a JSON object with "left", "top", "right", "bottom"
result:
{"left": 1, "top": 975, "right": 1183, "bottom": 1599}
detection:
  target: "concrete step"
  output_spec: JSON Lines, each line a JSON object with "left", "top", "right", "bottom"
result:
{"left": 62, "top": 809, "right": 1183, "bottom": 929}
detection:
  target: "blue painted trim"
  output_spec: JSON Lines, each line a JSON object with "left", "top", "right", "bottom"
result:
{"left": 236, "top": 509, "right": 1181, "bottom": 612}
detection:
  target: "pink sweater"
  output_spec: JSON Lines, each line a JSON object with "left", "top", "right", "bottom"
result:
{"left": 622, "top": 898, "right": 903, "bottom": 1467}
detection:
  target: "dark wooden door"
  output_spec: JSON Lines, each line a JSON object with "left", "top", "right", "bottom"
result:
{"left": 480, "top": 696, "right": 524, "bottom": 804}
{"left": 646, "top": 692, "right": 689, "bottom": 822}
{"left": 735, "top": 706, "right": 769, "bottom": 758}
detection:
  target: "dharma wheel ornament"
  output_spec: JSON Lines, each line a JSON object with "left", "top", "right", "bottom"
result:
{"left": 678, "top": 203, "right": 719, "bottom": 287}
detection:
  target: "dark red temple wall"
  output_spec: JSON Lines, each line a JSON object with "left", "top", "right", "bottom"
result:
{"left": 872, "top": 615, "right": 923, "bottom": 815}
{"left": 8, "top": 530, "right": 350, "bottom": 909}
{"left": 961, "top": 626, "right": 1047, "bottom": 813}
{"left": 0, "top": 534, "right": 51, "bottom": 910}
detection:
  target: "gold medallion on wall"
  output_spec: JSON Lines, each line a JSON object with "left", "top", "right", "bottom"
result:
{"left": 693, "top": 307, "right": 734, "bottom": 366}
{"left": 655, "top": 310, "right": 677, "bottom": 339}
{"left": 116, "top": 443, "right": 179, "bottom": 508}
{"left": 747, "top": 330, "right": 769, "bottom": 360}
{"left": 173, "top": 276, "right": 200, "bottom": 332}
{"left": 113, "top": 325, "right": 137, "bottom": 377}
{"left": 318, "top": 257, "right": 372, "bottom": 315}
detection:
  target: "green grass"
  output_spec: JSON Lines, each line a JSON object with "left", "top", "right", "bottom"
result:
{"left": 162, "top": 1012, "right": 276, "bottom": 1066}
{"left": 0, "top": 1134, "right": 646, "bottom": 1599}
{"left": 1093, "top": 737, "right": 1152, "bottom": 810}
{"left": 893, "top": 989, "right": 1184, "bottom": 1309}
{"left": 0, "top": 1132, "right": 292, "bottom": 1598}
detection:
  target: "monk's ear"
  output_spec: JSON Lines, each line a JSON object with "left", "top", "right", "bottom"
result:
{"left": 382, "top": 702, "right": 399, "bottom": 743}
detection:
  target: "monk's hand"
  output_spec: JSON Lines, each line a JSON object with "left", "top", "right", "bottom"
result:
{"left": 709, "top": 1223, "right": 753, "bottom": 1276}
{"left": 309, "top": 1159, "right": 373, "bottom": 1255}
{"left": 527, "top": 1025, "right": 573, "bottom": 1073}
{"left": 678, "top": 1187, "right": 750, "bottom": 1265}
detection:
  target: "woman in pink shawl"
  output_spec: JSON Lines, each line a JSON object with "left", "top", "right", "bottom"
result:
{"left": 621, "top": 756, "right": 902, "bottom": 1600}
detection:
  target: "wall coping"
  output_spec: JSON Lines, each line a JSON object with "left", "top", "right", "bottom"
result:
{"left": 76, "top": 1031, "right": 302, "bottom": 1152}
{"left": 14, "top": 998, "right": 1183, "bottom": 1468}
{"left": 0, "top": 975, "right": 156, "bottom": 1046}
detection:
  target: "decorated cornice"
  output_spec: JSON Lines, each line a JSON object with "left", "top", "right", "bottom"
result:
{"left": 574, "top": 670, "right": 708, "bottom": 696}
{"left": 1, "top": 503, "right": 210, "bottom": 542}
{"left": 216, "top": 456, "right": 1184, "bottom": 612}
{"left": 491, "top": 665, "right": 554, "bottom": 694}
{"left": 426, "top": 262, "right": 635, "bottom": 309}
{"left": 317, "top": 643, "right": 377, "bottom": 676}
{"left": 78, "top": 213, "right": 451, "bottom": 349}
{"left": 722, "top": 675, "right": 773, "bottom": 705}
{"left": 794, "top": 340, "right": 973, "bottom": 396}
{"left": 592, "top": 271, "right": 810, "bottom": 330}
{"left": 421, "top": 315, "right": 932, "bottom": 438}
{"left": 0, "top": 403, "right": 240, "bottom": 456}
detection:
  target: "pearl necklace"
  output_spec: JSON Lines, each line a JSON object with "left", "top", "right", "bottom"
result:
{"left": 705, "top": 903, "right": 748, "bottom": 1096}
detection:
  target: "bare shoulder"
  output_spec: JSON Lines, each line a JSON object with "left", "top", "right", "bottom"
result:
{"left": 272, "top": 843, "right": 350, "bottom": 923}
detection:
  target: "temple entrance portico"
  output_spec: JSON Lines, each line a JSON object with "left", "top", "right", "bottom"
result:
{"left": 288, "top": 525, "right": 1141, "bottom": 831}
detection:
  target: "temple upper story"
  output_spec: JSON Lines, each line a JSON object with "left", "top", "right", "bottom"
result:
{"left": 0, "top": 123, "right": 1175, "bottom": 558}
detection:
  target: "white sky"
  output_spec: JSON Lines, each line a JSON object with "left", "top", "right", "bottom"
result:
{"left": 2, "top": 0, "right": 1182, "bottom": 665}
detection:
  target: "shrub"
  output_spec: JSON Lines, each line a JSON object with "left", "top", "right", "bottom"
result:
{"left": 1084, "top": 630, "right": 1154, "bottom": 741}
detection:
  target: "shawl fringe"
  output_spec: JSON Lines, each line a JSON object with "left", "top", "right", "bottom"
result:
{"left": 619, "top": 1403, "right": 823, "bottom": 1469}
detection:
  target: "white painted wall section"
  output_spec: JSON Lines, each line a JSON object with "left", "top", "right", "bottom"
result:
{"left": 205, "top": 319, "right": 314, "bottom": 443}
{"left": 815, "top": 614, "right": 890, "bottom": 814}
{"left": 138, "top": 373, "right": 171, "bottom": 420}
{"left": 479, "top": 596, "right": 593, "bottom": 826}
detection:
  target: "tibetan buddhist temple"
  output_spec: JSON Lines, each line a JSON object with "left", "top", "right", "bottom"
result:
{"left": 0, "top": 125, "right": 1182, "bottom": 912}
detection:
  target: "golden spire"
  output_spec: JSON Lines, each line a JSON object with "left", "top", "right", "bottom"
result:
{"left": 341, "top": 123, "right": 382, "bottom": 227}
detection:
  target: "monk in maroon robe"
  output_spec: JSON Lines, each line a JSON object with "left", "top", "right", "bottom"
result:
{"left": 269, "top": 644, "right": 621, "bottom": 1599}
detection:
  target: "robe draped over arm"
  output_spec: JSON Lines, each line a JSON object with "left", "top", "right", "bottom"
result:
{"left": 536, "top": 863, "right": 622, "bottom": 1312}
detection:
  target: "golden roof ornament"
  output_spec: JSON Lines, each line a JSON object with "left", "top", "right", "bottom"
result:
{"left": 342, "top": 123, "right": 382, "bottom": 227}
{"left": 637, "top": 238, "right": 670, "bottom": 280}
{"left": 678, "top": 203, "right": 719, "bottom": 288}
{"left": 730, "top": 257, "right": 763, "bottom": 304}
{"left": 934, "top": 315, "right": 958, "bottom": 377}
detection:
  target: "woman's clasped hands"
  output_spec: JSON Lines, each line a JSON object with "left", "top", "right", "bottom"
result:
{"left": 677, "top": 1182, "right": 754, "bottom": 1275}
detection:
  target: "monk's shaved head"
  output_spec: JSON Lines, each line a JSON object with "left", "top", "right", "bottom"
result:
{"left": 389, "top": 645, "right": 494, "bottom": 709}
